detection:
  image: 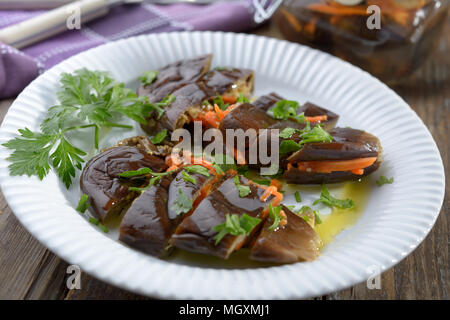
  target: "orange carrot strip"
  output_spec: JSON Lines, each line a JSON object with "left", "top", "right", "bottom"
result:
{"left": 270, "top": 179, "right": 283, "bottom": 190}
{"left": 306, "top": 115, "right": 328, "bottom": 123}
{"left": 222, "top": 95, "right": 237, "bottom": 104}
{"left": 260, "top": 186, "right": 276, "bottom": 202}
{"left": 351, "top": 168, "right": 364, "bottom": 175}
{"left": 296, "top": 157, "right": 377, "bottom": 173}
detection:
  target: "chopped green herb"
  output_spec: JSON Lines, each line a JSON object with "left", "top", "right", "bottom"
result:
{"left": 297, "top": 205, "right": 311, "bottom": 214}
{"left": 181, "top": 170, "right": 197, "bottom": 184}
{"left": 212, "top": 164, "right": 224, "bottom": 175}
{"left": 213, "top": 213, "right": 261, "bottom": 245}
{"left": 313, "top": 185, "right": 355, "bottom": 209}
{"left": 286, "top": 205, "right": 296, "bottom": 211}
{"left": 213, "top": 95, "right": 229, "bottom": 110}
{"left": 237, "top": 93, "right": 249, "bottom": 103}
{"left": 299, "top": 125, "right": 333, "bottom": 145}
{"left": 150, "top": 129, "right": 168, "bottom": 144}
{"left": 376, "top": 176, "right": 394, "bottom": 187}
{"left": 294, "top": 191, "right": 302, "bottom": 203}
{"left": 279, "top": 140, "right": 302, "bottom": 157}
{"left": 313, "top": 210, "right": 322, "bottom": 224}
{"left": 267, "top": 100, "right": 306, "bottom": 123}
{"left": 268, "top": 203, "right": 284, "bottom": 231}
{"left": 118, "top": 167, "right": 151, "bottom": 178}
{"left": 215, "top": 66, "right": 232, "bottom": 71}
{"left": 185, "top": 165, "right": 210, "bottom": 177}
{"left": 253, "top": 178, "right": 271, "bottom": 186}
{"left": 302, "top": 215, "right": 309, "bottom": 222}
{"left": 88, "top": 216, "right": 108, "bottom": 233}
{"left": 138, "top": 70, "right": 159, "bottom": 86}
{"left": 233, "top": 175, "right": 251, "bottom": 197}
{"left": 279, "top": 127, "right": 298, "bottom": 139}
{"left": 88, "top": 217, "right": 99, "bottom": 225}
{"left": 76, "top": 194, "right": 90, "bottom": 213}
{"left": 237, "top": 165, "right": 250, "bottom": 177}
{"left": 171, "top": 189, "right": 193, "bottom": 216}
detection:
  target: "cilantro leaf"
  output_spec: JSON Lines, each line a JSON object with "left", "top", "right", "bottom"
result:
{"left": 150, "top": 129, "right": 168, "bottom": 145}
{"left": 299, "top": 125, "right": 333, "bottom": 145}
{"left": 376, "top": 176, "right": 394, "bottom": 187}
{"left": 139, "top": 70, "right": 159, "bottom": 86}
{"left": 171, "top": 189, "right": 193, "bottom": 216}
{"left": 233, "top": 175, "right": 251, "bottom": 197}
{"left": 279, "top": 127, "right": 298, "bottom": 139}
{"left": 213, "top": 213, "right": 261, "bottom": 245}
{"left": 76, "top": 194, "right": 90, "bottom": 213}
{"left": 313, "top": 185, "right": 355, "bottom": 209}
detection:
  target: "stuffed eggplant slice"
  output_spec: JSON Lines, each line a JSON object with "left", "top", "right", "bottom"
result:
{"left": 170, "top": 174, "right": 276, "bottom": 259}
{"left": 283, "top": 128, "right": 382, "bottom": 184}
{"left": 119, "top": 166, "right": 216, "bottom": 257}
{"left": 139, "top": 54, "right": 254, "bottom": 134}
{"left": 80, "top": 137, "right": 167, "bottom": 222}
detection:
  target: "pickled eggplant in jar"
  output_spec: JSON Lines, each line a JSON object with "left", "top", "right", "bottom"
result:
{"left": 275, "top": 0, "right": 448, "bottom": 82}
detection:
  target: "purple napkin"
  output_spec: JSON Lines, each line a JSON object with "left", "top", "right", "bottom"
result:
{"left": 0, "top": 1, "right": 258, "bottom": 99}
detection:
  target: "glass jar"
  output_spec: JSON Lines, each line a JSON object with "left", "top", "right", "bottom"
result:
{"left": 275, "top": 0, "right": 449, "bottom": 82}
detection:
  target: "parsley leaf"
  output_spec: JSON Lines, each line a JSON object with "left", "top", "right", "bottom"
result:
{"left": 267, "top": 100, "right": 306, "bottom": 123}
{"left": 279, "top": 140, "right": 302, "bottom": 157}
{"left": 213, "top": 95, "right": 229, "bottom": 110}
{"left": 4, "top": 69, "right": 168, "bottom": 189}
{"left": 181, "top": 170, "right": 197, "bottom": 184}
{"left": 139, "top": 70, "right": 159, "bottom": 86}
{"left": 213, "top": 213, "right": 261, "bottom": 245}
{"left": 150, "top": 129, "right": 168, "bottom": 145}
{"left": 279, "top": 127, "right": 298, "bottom": 139}
{"left": 171, "top": 189, "right": 193, "bottom": 216}
{"left": 299, "top": 125, "right": 333, "bottom": 145}
{"left": 237, "top": 93, "right": 249, "bottom": 103}
{"left": 184, "top": 165, "right": 210, "bottom": 177}
{"left": 268, "top": 203, "right": 284, "bottom": 231}
{"left": 76, "top": 194, "right": 90, "bottom": 213}
{"left": 233, "top": 175, "right": 251, "bottom": 197}
{"left": 313, "top": 185, "right": 355, "bottom": 209}
{"left": 376, "top": 176, "right": 394, "bottom": 187}
{"left": 313, "top": 210, "right": 322, "bottom": 224}
{"left": 279, "top": 124, "right": 333, "bottom": 157}
{"left": 88, "top": 217, "right": 109, "bottom": 233}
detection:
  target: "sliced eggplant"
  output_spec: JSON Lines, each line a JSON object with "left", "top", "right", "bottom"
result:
{"left": 170, "top": 175, "right": 270, "bottom": 259}
{"left": 250, "top": 206, "right": 322, "bottom": 263}
{"left": 252, "top": 92, "right": 284, "bottom": 111}
{"left": 80, "top": 145, "right": 167, "bottom": 221}
{"left": 200, "top": 67, "right": 254, "bottom": 98}
{"left": 138, "top": 54, "right": 212, "bottom": 103}
{"left": 284, "top": 127, "right": 382, "bottom": 184}
{"left": 119, "top": 171, "right": 178, "bottom": 257}
{"left": 119, "top": 167, "right": 216, "bottom": 257}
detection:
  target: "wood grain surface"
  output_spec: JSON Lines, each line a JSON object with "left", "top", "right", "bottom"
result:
{"left": 0, "top": 19, "right": 448, "bottom": 300}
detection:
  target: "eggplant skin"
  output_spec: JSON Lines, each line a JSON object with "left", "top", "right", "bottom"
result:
{"left": 200, "top": 68, "right": 254, "bottom": 98}
{"left": 283, "top": 159, "right": 381, "bottom": 184}
{"left": 250, "top": 206, "right": 322, "bottom": 264}
{"left": 138, "top": 54, "right": 212, "bottom": 103}
{"left": 170, "top": 176, "right": 269, "bottom": 259}
{"left": 80, "top": 146, "right": 167, "bottom": 221}
{"left": 252, "top": 92, "right": 284, "bottom": 112}
{"left": 119, "top": 171, "right": 178, "bottom": 257}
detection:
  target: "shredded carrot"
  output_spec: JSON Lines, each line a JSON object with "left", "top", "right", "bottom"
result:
{"left": 222, "top": 95, "right": 237, "bottom": 104}
{"left": 270, "top": 179, "right": 283, "bottom": 190}
{"left": 306, "top": 115, "right": 328, "bottom": 123}
{"left": 307, "top": 3, "right": 369, "bottom": 16}
{"left": 259, "top": 185, "right": 283, "bottom": 207}
{"left": 351, "top": 168, "right": 365, "bottom": 175}
{"left": 191, "top": 103, "right": 237, "bottom": 128}
{"left": 295, "top": 157, "right": 377, "bottom": 174}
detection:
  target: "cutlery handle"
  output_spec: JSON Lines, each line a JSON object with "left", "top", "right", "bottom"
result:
{"left": 0, "top": 0, "right": 111, "bottom": 49}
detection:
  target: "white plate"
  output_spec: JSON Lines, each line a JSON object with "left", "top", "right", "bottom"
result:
{"left": 0, "top": 32, "right": 445, "bottom": 299}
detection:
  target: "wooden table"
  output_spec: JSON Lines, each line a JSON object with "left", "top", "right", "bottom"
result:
{"left": 0, "top": 20, "right": 448, "bottom": 300}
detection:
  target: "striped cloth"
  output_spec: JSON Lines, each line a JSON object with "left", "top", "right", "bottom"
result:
{"left": 0, "top": 1, "right": 258, "bottom": 98}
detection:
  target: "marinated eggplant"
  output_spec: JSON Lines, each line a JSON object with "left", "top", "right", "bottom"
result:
{"left": 138, "top": 54, "right": 212, "bottom": 103}
{"left": 170, "top": 175, "right": 273, "bottom": 259}
{"left": 80, "top": 142, "right": 167, "bottom": 221}
{"left": 284, "top": 128, "right": 382, "bottom": 184}
{"left": 250, "top": 206, "right": 322, "bottom": 263}
{"left": 119, "top": 165, "right": 217, "bottom": 257}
